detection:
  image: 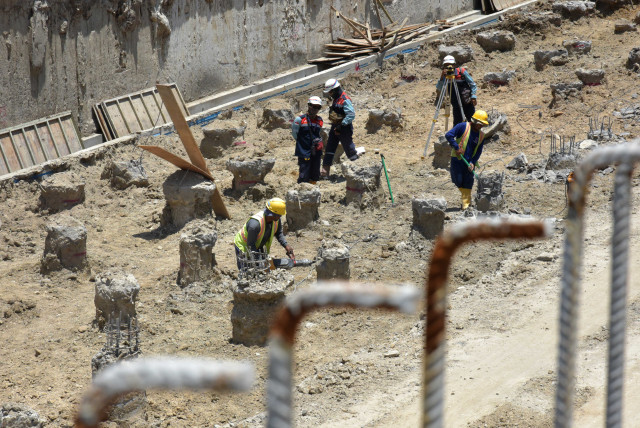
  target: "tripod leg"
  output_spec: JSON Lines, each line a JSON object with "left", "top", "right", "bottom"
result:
{"left": 422, "top": 81, "right": 450, "bottom": 159}
{"left": 452, "top": 81, "right": 466, "bottom": 123}
{"left": 444, "top": 79, "right": 452, "bottom": 130}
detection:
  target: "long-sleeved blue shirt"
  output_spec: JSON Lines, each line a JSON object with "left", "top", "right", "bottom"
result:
{"left": 435, "top": 67, "right": 477, "bottom": 99}
{"left": 330, "top": 90, "right": 356, "bottom": 126}
{"left": 445, "top": 122, "right": 484, "bottom": 165}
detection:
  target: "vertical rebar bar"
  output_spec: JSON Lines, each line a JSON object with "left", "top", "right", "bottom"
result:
{"left": 423, "top": 219, "right": 551, "bottom": 428}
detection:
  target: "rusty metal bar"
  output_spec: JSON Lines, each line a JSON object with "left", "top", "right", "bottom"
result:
{"left": 555, "top": 142, "right": 640, "bottom": 428}
{"left": 75, "top": 357, "right": 254, "bottom": 428}
{"left": 266, "top": 283, "right": 421, "bottom": 428}
{"left": 423, "top": 218, "right": 551, "bottom": 428}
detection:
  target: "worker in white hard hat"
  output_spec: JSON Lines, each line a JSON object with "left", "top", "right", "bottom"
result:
{"left": 321, "top": 78, "right": 359, "bottom": 178}
{"left": 435, "top": 55, "right": 478, "bottom": 126}
{"left": 445, "top": 110, "right": 489, "bottom": 210}
{"left": 291, "top": 96, "right": 324, "bottom": 184}
{"left": 234, "top": 198, "right": 294, "bottom": 270}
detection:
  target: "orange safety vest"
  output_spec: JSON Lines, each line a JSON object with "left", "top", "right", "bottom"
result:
{"left": 234, "top": 211, "right": 278, "bottom": 254}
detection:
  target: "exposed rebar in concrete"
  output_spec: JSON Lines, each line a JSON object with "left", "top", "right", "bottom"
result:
{"left": 588, "top": 114, "right": 613, "bottom": 141}
{"left": 423, "top": 218, "right": 551, "bottom": 428}
{"left": 75, "top": 357, "right": 254, "bottom": 428}
{"left": 266, "top": 283, "right": 420, "bottom": 428}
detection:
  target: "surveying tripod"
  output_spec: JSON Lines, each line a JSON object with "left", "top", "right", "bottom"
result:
{"left": 421, "top": 66, "right": 467, "bottom": 159}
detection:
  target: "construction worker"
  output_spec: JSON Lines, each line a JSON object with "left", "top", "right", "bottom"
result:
{"left": 435, "top": 55, "right": 477, "bottom": 126}
{"left": 445, "top": 110, "right": 489, "bottom": 210}
{"left": 292, "top": 96, "right": 324, "bottom": 184}
{"left": 233, "top": 198, "right": 294, "bottom": 270}
{"left": 321, "top": 78, "right": 359, "bottom": 178}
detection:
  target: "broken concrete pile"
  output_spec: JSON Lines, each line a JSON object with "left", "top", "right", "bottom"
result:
{"left": 39, "top": 172, "right": 85, "bottom": 212}
{"left": 178, "top": 219, "right": 218, "bottom": 287}
{"left": 40, "top": 215, "right": 87, "bottom": 273}
{"left": 94, "top": 271, "right": 140, "bottom": 330}
{"left": 285, "top": 183, "right": 321, "bottom": 231}
{"left": 161, "top": 170, "right": 217, "bottom": 229}
{"left": 412, "top": 198, "right": 447, "bottom": 239}
{"left": 341, "top": 158, "right": 385, "bottom": 209}
{"left": 226, "top": 157, "right": 276, "bottom": 192}
{"left": 201, "top": 120, "right": 246, "bottom": 159}
{"left": 101, "top": 159, "right": 149, "bottom": 190}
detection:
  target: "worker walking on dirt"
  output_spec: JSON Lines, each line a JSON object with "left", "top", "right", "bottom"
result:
{"left": 234, "top": 198, "right": 294, "bottom": 270}
{"left": 321, "top": 78, "right": 359, "bottom": 178}
{"left": 435, "top": 55, "right": 478, "bottom": 126}
{"left": 292, "top": 96, "right": 324, "bottom": 184}
{"left": 445, "top": 110, "right": 489, "bottom": 210}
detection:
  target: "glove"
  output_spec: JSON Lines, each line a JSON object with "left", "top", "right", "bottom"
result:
{"left": 334, "top": 124, "right": 342, "bottom": 135}
{"left": 285, "top": 245, "right": 295, "bottom": 260}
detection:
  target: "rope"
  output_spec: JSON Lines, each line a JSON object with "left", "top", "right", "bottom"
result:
{"left": 606, "top": 161, "right": 632, "bottom": 428}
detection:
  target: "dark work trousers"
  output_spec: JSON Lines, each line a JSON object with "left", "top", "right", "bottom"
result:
{"left": 450, "top": 157, "right": 475, "bottom": 189}
{"left": 297, "top": 154, "right": 322, "bottom": 183}
{"left": 451, "top": 97, "right": 476, "bottom": 126}
{"left": 323, "top": 124, "right": 358, "bottom": 167}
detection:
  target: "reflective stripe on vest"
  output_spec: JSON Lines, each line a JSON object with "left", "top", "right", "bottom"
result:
{"left": 451, "top": 122, "right": 485, "bottom": 159}
{"left": 234, "top": 211, "right": 278, "bottom": 254}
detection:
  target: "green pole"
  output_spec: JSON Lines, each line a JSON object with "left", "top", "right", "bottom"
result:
{"left": 458, "top": 155, "right": 479, "bottom": 179}
{"left": 380, "top": 153, "right": 394, "bottom": 205}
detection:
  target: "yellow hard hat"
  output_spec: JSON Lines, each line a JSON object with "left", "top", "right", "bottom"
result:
{"left": 266, "top": 198, "right": 286, "bottom": 216}
{"left": 471, "top": 110, "right": 489, "bottom": 125}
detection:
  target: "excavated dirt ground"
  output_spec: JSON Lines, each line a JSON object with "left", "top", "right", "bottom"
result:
{"left": 2, "top": 1, "right": 640, "bottom": 427}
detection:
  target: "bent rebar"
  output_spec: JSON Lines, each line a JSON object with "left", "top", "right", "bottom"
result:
{"left": 75, "top": 357, "right": 254, "bottom": 428}
{"left": 555, "top": 142, "right": 640, "bottom": 428}
{"left": 266, "top": 282, "right": 421, "bottom": 428}
{"left": 422, "top": 218, "right": 552, "bottom": 428}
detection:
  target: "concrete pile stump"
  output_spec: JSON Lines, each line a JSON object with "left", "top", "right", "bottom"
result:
{"left": 575, "top": 68, "right": 605, "bottom": 85}
{"left": 551, "top": 82, "right": 584, "bottom": 103}
{"left": 226, "top": 157, "right": 275, "bottom": 191}
{"left": 552, "top": 1, "right": 595, "bottom": 20}
{"left": 475, "top": 171, "right": 505, "bottom": 213}
{"left": 483, "top": 71, "right": 516, "bottom": 86}
{"left": 39, "top": 172, "right": 85, "bottom": 212}
{"left": 507, "top": 153, "right": 528, "bottom": 172}
{"left": 433, "top": 136, "right": 451, "bottom": 169}
{"left": 614, "top": 20, "right": 636, "bottom": 34}
{"left": 285, "top": 183, "right": 321, "bottom": 231}
{"left": 258, "top": 107, "right": 295, "bottom": 131}
{"left": 483, "top": 111, "right": 509, "bottom": 139}
{"left": 365, "top": 109, "right": 403, "bottom": 133}
{"left": 0, "top": 403, "right": 45, "bottom": 427}
{"left": 177, "top": 219, "right": 218, "bottom": 287}
{"left": 546, "top": 152, "right": 577, "bottom": 170}
{"left": 534, "top": 49, "right": 569, "bottom": 70}
{"left": 476, "top": 30, "right": 516, "bottom": 52}
{"left": 412, "top": 198, "right": 447, "bottom": 239}
{"left": 627, "top": 47, "right": 640, "bottom": 69}
{"left": 341, "top": 158, "right": 385, "bottom": 209}
{"left": 316, "top": 240, "right": 350, "bottom": 280}
{"left": 563, "top": 39, "right": 592, "bottom": 55}
{"left": 200, "top": 120, "right": 246, "bottom": 158}
{"left": 94, "top": 271, "right": 140, "bottom": 330}
{"left": 161, "top": 170, "right": 217, "bottom": 229}
{"left": 101, "top": 159, "right": 149, "bottom": 190}
{"left": 437, "top": 45, "right": 474, "bottom": 65}
{"left": 40, "top": 215, "right": 87, "bottom": 273}
{"left": 231, "top": 271, "right": 293, "bottom": 346}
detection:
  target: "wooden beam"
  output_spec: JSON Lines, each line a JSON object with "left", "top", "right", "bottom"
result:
{"left": 376, "top": 0, "right": 395, "bottom": 25}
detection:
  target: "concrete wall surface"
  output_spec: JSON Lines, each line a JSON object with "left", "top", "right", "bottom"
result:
{"left": 0, "top": 0, "right": 473, "bottom": 136}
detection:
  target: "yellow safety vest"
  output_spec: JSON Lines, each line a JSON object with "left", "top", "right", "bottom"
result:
{"left": 451, "top": 122, "right": 485, "bottom": 159}
{"left": 234, "top": 211, "right": 278, "bottom": 254}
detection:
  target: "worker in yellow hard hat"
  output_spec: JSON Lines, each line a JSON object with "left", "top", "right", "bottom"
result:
{"left": 233, "top": 198, "right": 294, "bottom": 270}
{"left": 444, "top": 110, "right": 489, "bottom": 210}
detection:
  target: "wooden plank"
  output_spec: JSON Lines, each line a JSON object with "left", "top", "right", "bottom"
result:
{"left": 141, "top": 91, "right": 165, "bottom": 129}
{"left": 36, "top": 123, "right": 59, "bottom": 158}
{"left": 58, "top": 116, "right": 83, "bottom": 152}
{"left": 118, "top": 98, "right": 140, "bottom": 133}
{"left": 130, "top": 94, "right": 154, "bottom": 130}
{"left": 156, "top": 84, "right": 210, "bottom": 176}
{"left": 47, "top": 121, "right": 70, "bottom": 156}
{"left": 93, "top": 105, "right": 113, "bottom": 141}
{"left": 0, "top": 134, "right": 20, "bottom": 172}
{"left": 139, "top": 145, "right": 231, "bottom": 220}
{"left": 9, "top": 131, "right": 30, "bottom": 168}
{"left": 0, "top": 137, "right": 9, "bottom": 174}
{"left": 23, "top": 126, "right": 47, "bottom": 164}
{"left": 103, "top": 100, "right": 129, "bottom": 138}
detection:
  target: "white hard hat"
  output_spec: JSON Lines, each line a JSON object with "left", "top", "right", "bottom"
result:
{"left": 442, "top": 55, "right": 456, "bottom": 65}
{"left": 308, "top": 96, "right": 323, "bottom": 106}
{"left": 323, "top": 78, "right": 340, "bottom": 93}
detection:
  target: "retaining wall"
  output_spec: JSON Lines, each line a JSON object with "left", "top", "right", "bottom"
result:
{"left": 0, "top": 0, "right": 472, "bottom": 136}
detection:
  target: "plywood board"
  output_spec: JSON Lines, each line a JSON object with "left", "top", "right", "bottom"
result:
{"left": 0, "top": 111, "right": 83, "bottom": 175}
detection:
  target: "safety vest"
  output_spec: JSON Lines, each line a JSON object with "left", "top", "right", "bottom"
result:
{"left": 330, "top": 91, "right": 351, "bottom": 118}
{"left": 234, "top": 211, "right": 278, "bottom": 254}
{"left": 451, "top": 122, "right": 485, "bottom": 159}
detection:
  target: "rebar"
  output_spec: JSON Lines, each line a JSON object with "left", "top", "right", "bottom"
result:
{"left": 266, "top": 282, "right": 421, "bottom": 428}
{"left": 238, "top": 249, "right": 270, "bottom": 279}
{"left": 555, "top": 142, "right": 640, "bottom": 428}
{"left": 588, "top": 114, "right": 613, "bottom": 141}
{"left": 75, "top": 357, "right": 254, "bottom": 428}
{"left": 103, "top": 312, "right": 139, "bottom": 357}
{"left": 422, "top": 218, "right": 551, "bottom": 428}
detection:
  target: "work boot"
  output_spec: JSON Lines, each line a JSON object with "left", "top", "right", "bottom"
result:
{"left": 348, "top": 154, "right": 359, "bottom": 161}
{"left": 461, "top": 188, "right": 472, "bottom": 210}
{"left": 309, "top": 181, "right": 317, "bottom": 185}
{"left": 321, "top": 165, "right": 331, "bottom": 179}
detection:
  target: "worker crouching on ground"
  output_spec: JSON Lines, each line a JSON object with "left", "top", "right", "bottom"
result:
{"left": 321, "top": 78, "right": 359, "bottom": 178}
{"left": 233, "top": 198, "right": 294, "bottom": 270}
{"left": 292, "top": 96, "right": 324, "bottom": 184}
{"left": 445, "top": 110, "right": 489, "bottom": 210}
{"left": 436, "top": 55, "right": 478, "bottom": 126}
